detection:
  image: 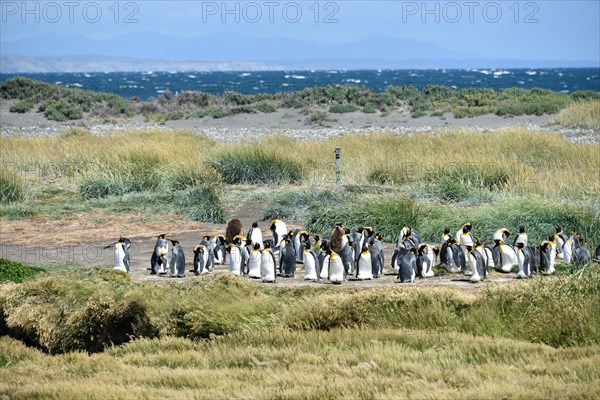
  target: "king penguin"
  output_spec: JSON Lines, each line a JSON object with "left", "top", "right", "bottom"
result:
{"left": 515, "top": 242, "right": 533, "bottom": 279}
{"left": 106, "top": 237, "right": 131, "bottom": 273}
{"left": 227, "top": 244, "right": 243, "bottom": 276}
{"left": 246, "top": 222, "right": 263, "bottom": 249}
{"left": 397, "top": 248, "right": 416, "bottom": 283}
{"left": 192, "top": 245, "right": 212, "bottom": 275}
{"left": 466, "top": 245, "right": 486, "bottom": 283}
{"left": 270, "top": 219, "right": 288, "bottom": 249}
{"left": 303, "top": 242, "right": 319, "bottom": 281}
{"left": 416, "top": 243, "right": 435, "bottom": 278}
{"left": 341, "top": 241, "right": 356, "bottom": 276}
{"left": 280, "top": 237, "right": 297, "bottom": 277}
{"left": 494, "top": 239, "right": 518, "bottom": 273}
{"left": 260, "top": 241, "right": 277, "bottom": 283}
{"left": 539, "top": 237, "right": 556, "bottom": 275}
{"left": 150, "top": 233, "right": 169, "bottom": 275}
{"left": 368, "top": 241, "right": 383, "bottom": 278}
{"left": 513, "top": 227, "right": 528, "bottom": 247}
{"left": 554, "top": 225, "right": 569, "bottom": 259}
{"left": 169, "top": 240, "right": 186, "bottom": 278}
{"left": 247, "top": 243, "right": 262, "bottom": 279}
{"left": 318, "top": 241, "right": 331, "bottom": 280}
{"left": 356, "top": 245, "right": 373, "bottom": 280}
{"left": 213, "top": 235, "right": 227, "bottom": 265}
{"left": 327, "top": 250, "right": 345, "bottom": 284}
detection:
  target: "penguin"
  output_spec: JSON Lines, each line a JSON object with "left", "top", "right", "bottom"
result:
{"left": 397, "top": 226, "right": 412, "bottom": 248}
{"left": 280, "top": 237, "right": 297, "bottom": 277}
{"left": 593, "top": 244, "right": 600, "bottom": 263}
{"left": 456, "top": 222, "right": 472, "bottom": 241}
{"left": 227, "top": 244, "right": 243, "bottom": 276}
{"left": 327, "top": 251, "right": 345, "bottom": 284}
{"left": 358, "top": 227, "right": 375, "bottom": 250}
{"left": 513, "top": 227, "right": 528, "bottom": 247}
{"left": 495, "top": 239, "right": 518, "bottom": 273}
{"left": 539, "top": 238, "right": 556, "bottom": 275}
{"left": 554, "top": 225, "right": 569, "bottom": 259}
{"left": 247, "top": 243, "right": 262, "bottom": 279}
{"left": 246, "top": 222, "right": 263, "bottom": 249}
{"left": 150, "top": 233, "right": 169, "bottom": 275}
{"left": 483, "top": 242, "right": 496, "bottom": 271}
{"left": 466, "top": 245, "right": 486, "bottom": 283}
{"left": 451, "top": 239, "right": 467, "bottom": 274}
{"left": 441, "top": 228, "right": 452, "bottom": 242}
{"left": 225, "top": 218, "right": 243, "bottom": 244}
{"left": 303, "top": 242, "right": 319, "bottom": 281}
{"left": 318, "top": 241, "right": 331, "bottom": 280}
{"left": 260, "top": 241, "right": 277, "bottom": 283}
{"left": 356, "top": 245, "right": 373, "bottom": 280}
{"left": 341, "top": 228, "right": 350, "bottom": 249}
{"left": 169, "top": 240, "right": 186, "bottom": 278}
{"left": 475, "top": 242, "right": 490, "bottom": 272}
{"left": 368, "top": 241, "right": 383, "bottom": 278}
{"left": 492, "top": 228, "right": 510, "bottom": 242}
{"left": 330, "top": 223, "right": 346, "bottom": 255}
{"left": 192, "top": 245, "right": 212, "bottom": 275}
{"left": 397, "top": 248, "right": 416, "bottom": 283}
{"left": 562, "top": 236, "right": 574, "bottom": 265}
{"left": 213, "top": 235, "right": 227, "bottom": 265}
{"left": 573, "top": 241, "right": 591, "bottom": 269}
{"left": 270, "top": 219, "right": 288, "bottom": 249}
{"left": 341, "top": 241, "right": 356, "bottom": 276}
{"left": 232, "top": 236, "right": 249, "bottom": 274}
{"left": 416, "top": 243, "right": 435, "bottom": 278}
{"left": 391, "top": 246, "right": 409, "bottom": 274}
{"left": 440, "top": 237, "right": 460, "bottom": 273}
{"left": 105, "top": 237, "right": 131, "bottom": 273}
{"left": 515, "top": 242, "right": 532, "bottom": 279}
{"left": 369, "top": 234, "right": 385, "bottom": 267}
{"left": 296, "top": 231, "right": 310, "bottom": 263}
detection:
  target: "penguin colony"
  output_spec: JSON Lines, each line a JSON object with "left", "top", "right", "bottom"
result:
{"left": 111, "top": 221, "right": 597, "bottom": 283}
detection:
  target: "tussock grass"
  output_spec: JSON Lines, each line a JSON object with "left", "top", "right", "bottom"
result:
{"left": 0, "top": 259, "right": 45, "bottom": 283}
{"left": 0, "top": 167, "right": 27, "bottom": 203}
{"left": 306, "top": 195, "right": 600, "bottom": 245}
{"left": 555, "top": 100, "right": 600, "bottom": 130}
{"left": 2, "top": 267, "right": 599, "bottom": 354}
{"left": 207, "top": 146, "right": 304, "bottom": 184}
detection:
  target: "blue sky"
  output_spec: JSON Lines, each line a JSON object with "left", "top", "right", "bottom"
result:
{"left": 1, "top": 0, "right": 599, "bottom": 62}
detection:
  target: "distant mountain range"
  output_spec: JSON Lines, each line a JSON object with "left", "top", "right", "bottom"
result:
{"left": 1, "top": 33, "right": 597, "bottom": 72}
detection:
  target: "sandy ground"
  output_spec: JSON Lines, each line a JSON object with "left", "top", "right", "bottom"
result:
{"left": 2, "top": 99, "right": 598, "bottom": 144}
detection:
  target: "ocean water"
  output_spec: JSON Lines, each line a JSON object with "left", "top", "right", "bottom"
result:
{"left": 1, "top": 68, "right": 598, "bottom": 100}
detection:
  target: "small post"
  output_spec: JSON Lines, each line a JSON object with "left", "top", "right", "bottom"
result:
{"left": 335, "top": 147, "right": 341, "bottom": 186}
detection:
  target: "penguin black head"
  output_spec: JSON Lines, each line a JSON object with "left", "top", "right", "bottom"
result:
{"left": 226, "top": 245, "right": 232, "bottom": 253}
{"left": 344, "top": 228, "right": 350, "bottom": 234}
{"left": 540, "top": 242, "right": 548, "bottom": 252}
{"left": 305, "top": 242, "right": 312, "bottom": 250}
{"left": 432, "top": 246, "right": 440, "bottom": 256}
{"left": 246, "top": 238, "right": 253, "bottom": 246}
{"left": 548, "top": 234, "right": 554, "bottom": 242}
{"left": 357, "top": 227, "right": 364, "bottom": 234}
{"left": 263, "top": 241, "right": 272, "bottom": 249}
{"left": 170, "top": 240, "right": 180, "bottom": 246}
{"left": 158, "top": 233, "right": 167, "bottom": 239}
{"left": 443, "top": 228, "right": 450, "bottom": 235}
{"left": 366, "top": 227, "right": 374, "bottom": 236}
{"left": 253, "top": 242, "right": 261, "bottom": 250}
{"left": 252, "top": 221, "right": 259, "bottom": 228}
{"left": 321, "top": 241, "right": 330, "bottom": 251}
{"left": 203, "top": 235, "right": 211, "bottom": 240}
{"left": 466, "top": 245, "right": 474, "bottom": 252}
{"left": 515, "top": 242, "right": 526, "bottom": 249}
{"left": 313, "top": 235, "right": 321, "bottom": 242}
{"left": 347, "top": 241, "right": 354, "bottom": 246}
{"left": 519, "top": 227, "right": 526, "bottom": 234}
{"left": 335, "top": 222, "right": 345, "bottom": 228}
{"left": 288, "top": 230, "right": 295, "bottom": 237}
{"left": 555, "top": 225, "right": 562, "bottom": 232}
{"left": 361, "top": 245, "right": 369, "bottom": 253}
{"left": 375, "top": 234, "right": 383, "bottom": 241}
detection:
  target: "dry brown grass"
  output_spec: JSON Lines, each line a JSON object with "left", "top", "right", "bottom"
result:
{"left": 555, "top": 100, "right": 600, "bottom": 130}
{"left": 1, "top": 330, "right": 599, "bottom": 399}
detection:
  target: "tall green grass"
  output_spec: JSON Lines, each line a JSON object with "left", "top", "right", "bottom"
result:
{"left": 555, "top": 100, "right": 600, "bottom": 130}
{"left": 207, "top": 146, "right": 304, "bottom": 184}
{"left": 305, "top": 195, "right": 600, "bottom": 245}
{"left": 0, "top": 168, "right": 27, "bottom": 203}
{"left": 0, "top": 259, "right": 45, "bottom": 283}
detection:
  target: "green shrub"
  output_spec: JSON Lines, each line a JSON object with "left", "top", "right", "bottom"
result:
{"left": 172, "top": 186, "right": 227, "bottom": 223}
{"left": 305, "top": 111, "right": 337, "bottom": 126}
{"left": 9, "top": 101, "right": 34, "bottom": 113}
{"left": 0, "top": 168, "right": 27, "bottom": 203}
{"left": 257, "top": 103, "right": 277, "bottom": 113}
{"left": 43, "top": 99, "right": 83, "bottom": 121}
{"left": 329, "top": 104, "right": 358, "bottom": 114}
{"left": 362, "top": 103, "right": 378, "bottom": 113}
{"left": 211, "top": 108, "right": 228, "bottom": 119}
{"left": 0, "top": 259, "right": 45, "bottom": 283}
{"left": 208, "top": 147, "right": 304, "bottom": 184}
{"left": 411, "top": 110, "right": 427, "bottom": 118}
{"left": 230, "top": 105, "right": 256, "bottom": 115}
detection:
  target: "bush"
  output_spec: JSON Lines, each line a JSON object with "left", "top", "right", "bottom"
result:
{"left": 258, "top": 103, "right": 277, "bottom": 113}
{"left": 305, "top": 111, "right": 337, "bottom": 126}
{"left": 208, "top": 147, "right": 304, "bottom": 184}
{"left": 329, "top": 104, "right": 358, "bottom": 114}
{"left": 211, "top": 108, "right": 228, "bottom": 119}
{"left": 43, "top": 99, "right": 83, "bottom": 121}
{"left": 9, "top": 101, "right": 33, "bottom": 113}
{"left": 0, "top": 259, "right": 44, "bottom": 283}
{"left": 0, "top": 168, "right": 27, "bottom": 203}
{"left": 172, "top": 186, "right": 227, "bottom": 223}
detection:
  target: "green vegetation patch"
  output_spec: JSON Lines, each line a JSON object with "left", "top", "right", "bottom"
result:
{"left": 0, "top": 259, "right": 45, "bottom": 284}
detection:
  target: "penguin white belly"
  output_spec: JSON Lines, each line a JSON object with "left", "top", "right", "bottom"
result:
{"left": 341, "top": 235, "right": 348, "bottom": 248}
{"left": 357, "top": 253, "right": 373, "bottom": 280}
{"left": 562, "top": 240, "right": 573, "bottom": 265}
{"left": 201, "top": 251, "right": 210, "bottom": 274}
{"left": 542, "top": 246, "right": 556, "bottom": 275}
{"left": 555, "top": 236, "right": 565, "bottom": 259}
{"left": 468, "top": 253, "right": 481, "bottom": 282}
{"left": 260, "top": 250, "right": 276, "bottom": 282}
{"left": 484, "top": 247, "right": 494, "bottom": 269}
{"left": 114, "top": 244, "right": 127, "bottom": 272}
{"left": 497, "top": 244, "right": 517, "bottom": 273}
{"left": 304, "top": 251, "right": 318, "bottom": 280}
{"left": 158, "top": 245, "right": 169, "bottom": 274}
{"left": 250, "top": 230, "right": 263, "bottom": 249}
{"left": 229, "top": 248, "right": 242, "bottom": 276}
{"left": 247, "top": 250, "right": 262, "bottom": 278}
{"left": 319, "top": 255, "right": 330, "bottom": 280}
{"left": 422, "top": 251, "right": 435, "bottom": 277}
{"left": 516, "top": 249, "right": 528, "bottom": 278}
{"left": 392, "top": 254, "right": 400, "bottom": 274}
{"left": 446, "top": 247, "right": 460, "bottom": 273}
{"left": 328, "top": 255, "right": 345, "bottom": 284}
